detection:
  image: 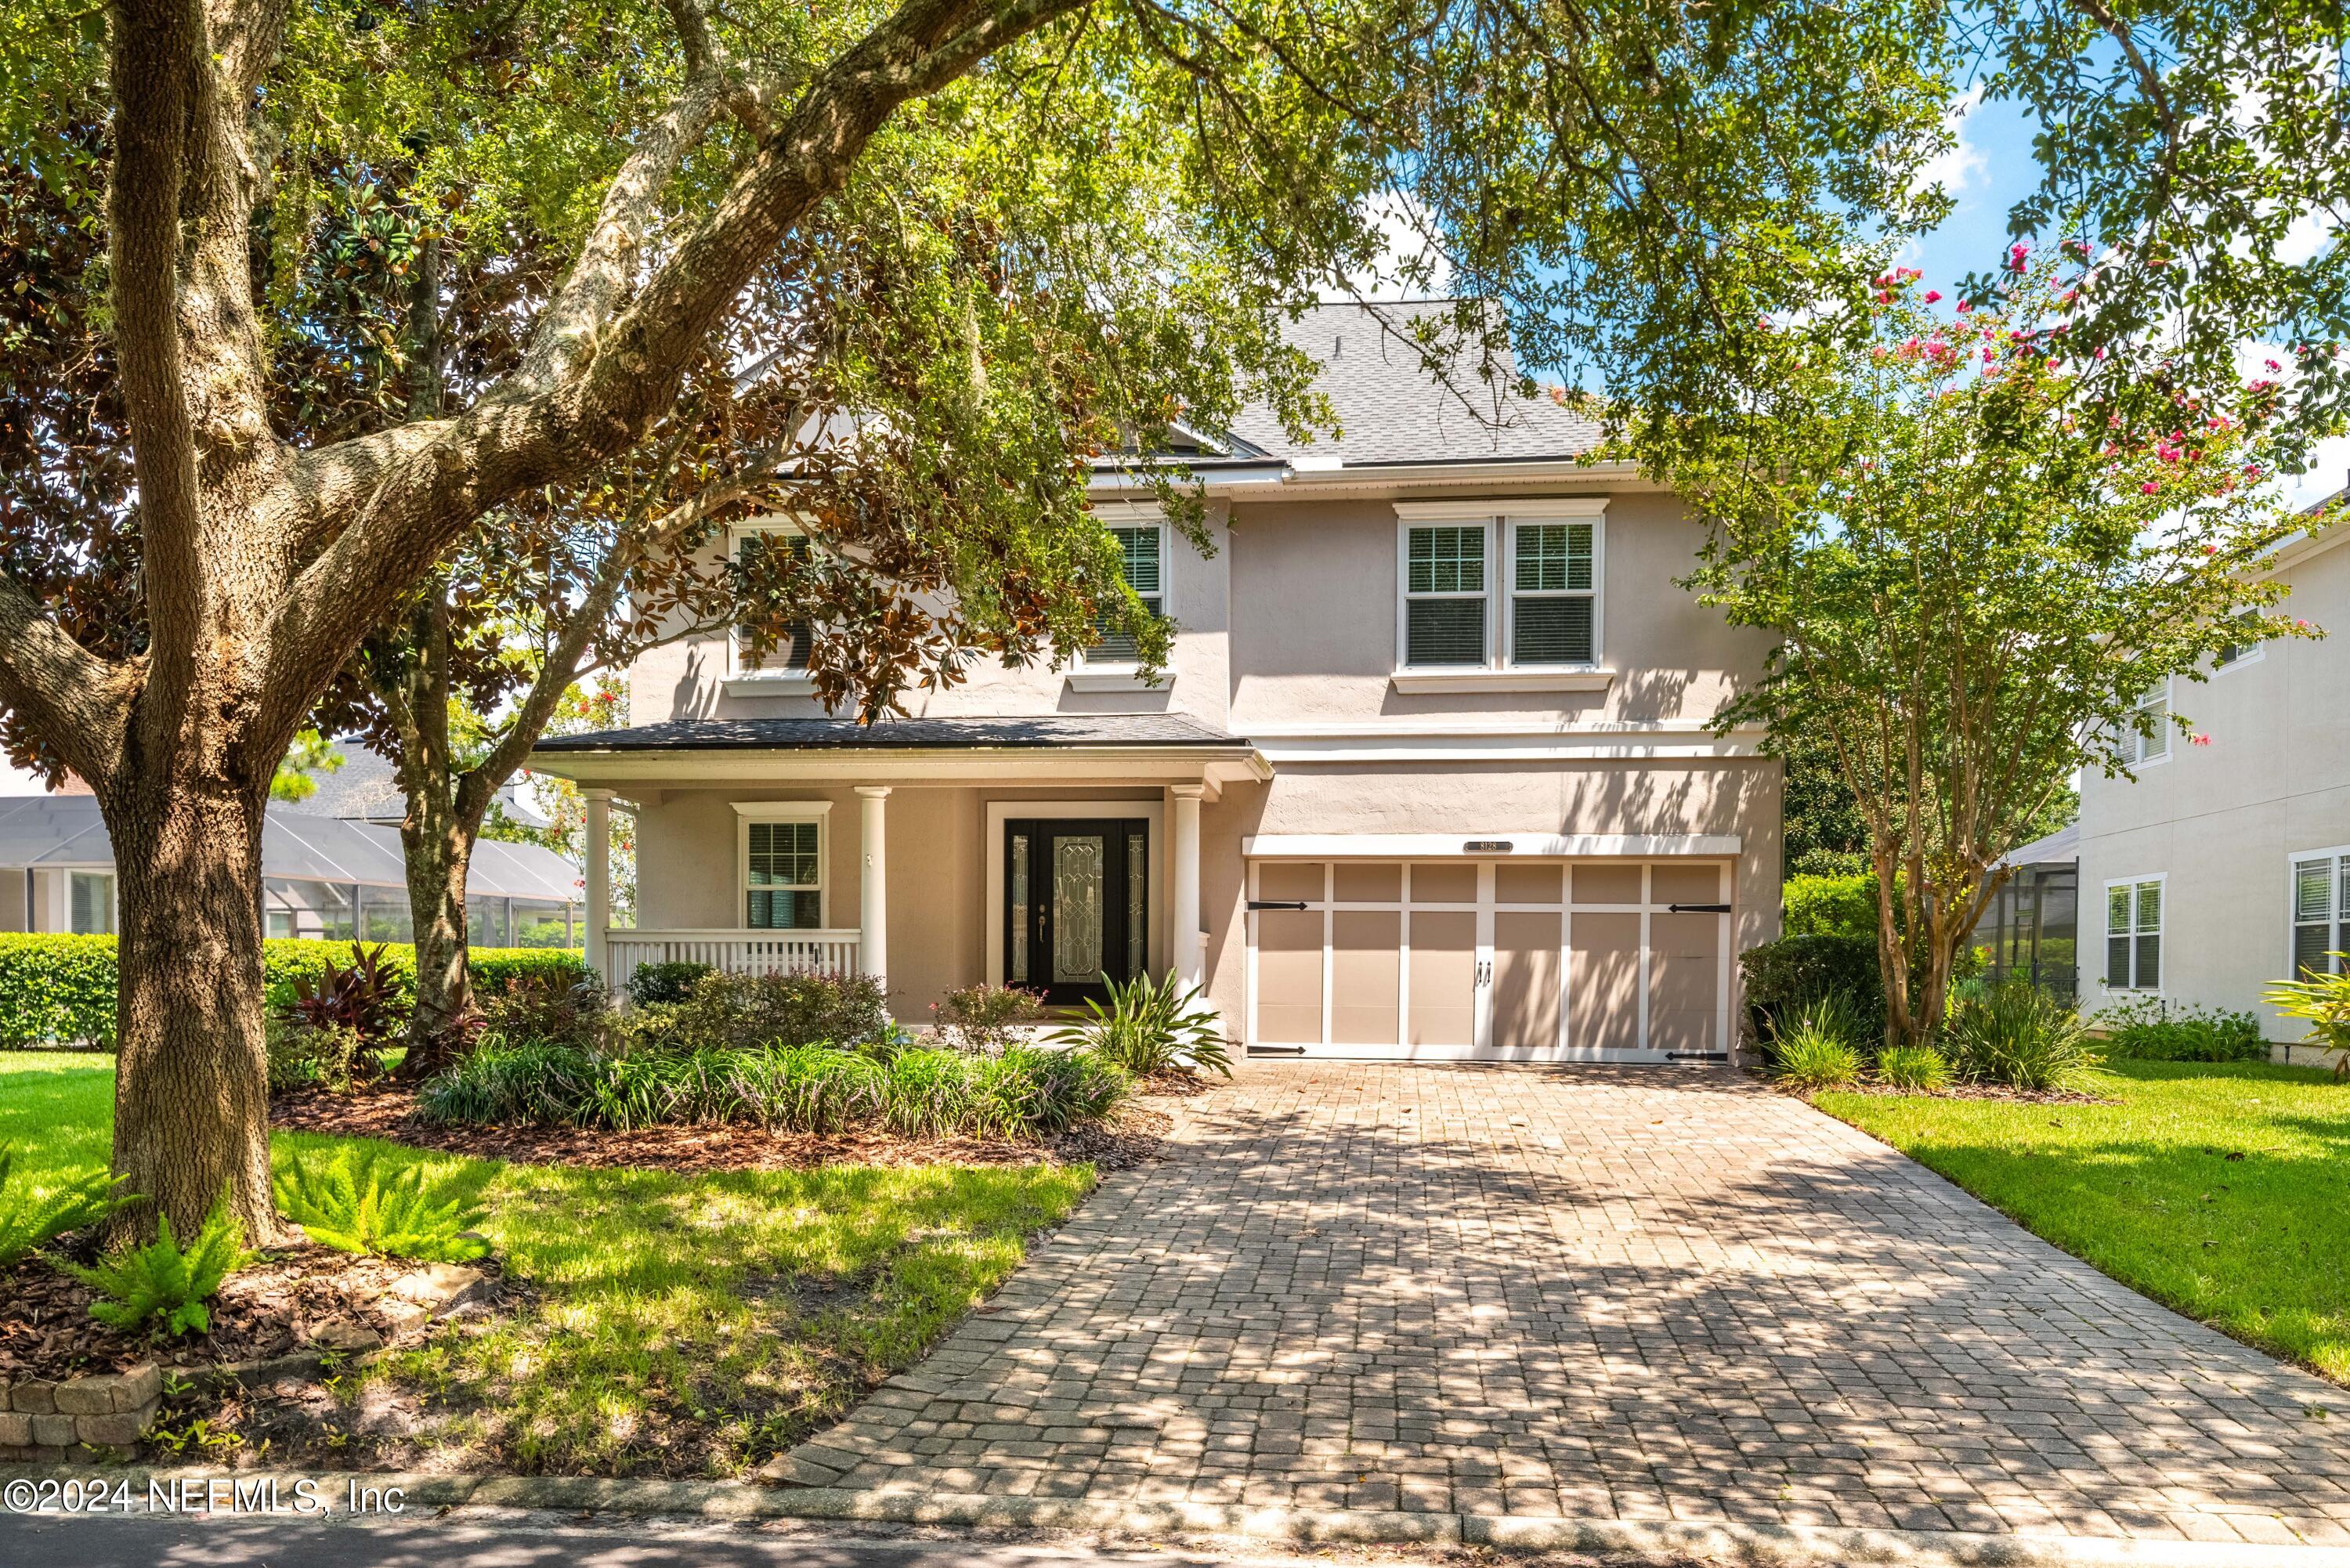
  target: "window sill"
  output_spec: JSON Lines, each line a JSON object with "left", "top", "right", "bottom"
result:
{"left": 1390, "top": 667, "right": 1614, "bottom": 695}
{"left": 1066, "top": 667, "right": 1173, "bottom": 692}
{"left": 724, "top": 673, "right": 816, "bottom": 698}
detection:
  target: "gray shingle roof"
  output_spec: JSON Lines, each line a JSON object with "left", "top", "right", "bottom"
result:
{"left": 536, "top": 714, "right": 1250, "bottom": 752}
{"left": 279, "top": 742, "right": 551, "bottom": 830}
{"left": 0, "top": 794, "right": 579, "bottom": 898}
{"left": 1222, "top": 302, "right": 1603, "bottom": 466}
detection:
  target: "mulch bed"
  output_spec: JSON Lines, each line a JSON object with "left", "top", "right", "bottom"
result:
{"left": 0, "top": 1241, "right": 505, "bottom": 1380}
{"left": 273, "top": 1082, "right": 1177, "bottom": 1174}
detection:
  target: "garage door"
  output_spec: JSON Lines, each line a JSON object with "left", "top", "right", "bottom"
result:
{"left": 1246, "top": 860, "right": 1731, "bottom": 1062}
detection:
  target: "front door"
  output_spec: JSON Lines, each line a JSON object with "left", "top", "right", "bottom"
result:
{"left": 1004, "top": 818, "right": 1150, "bottom": 1004}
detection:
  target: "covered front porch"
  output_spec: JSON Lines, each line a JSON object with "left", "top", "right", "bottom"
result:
{"left": 530, "top": 715, "right": 1269, "bottom": 1017}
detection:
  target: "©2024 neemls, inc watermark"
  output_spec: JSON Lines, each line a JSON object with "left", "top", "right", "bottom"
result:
{"left": 5, "top": 1475, "right": 410, "bottom": 1516}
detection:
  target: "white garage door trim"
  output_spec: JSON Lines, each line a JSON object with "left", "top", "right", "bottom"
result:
{"left": 1244, "top": 856, "right": 1735, "bottom": 1064}
{"left": 1242, "top": 832, "right": 1742, "bottom": 858}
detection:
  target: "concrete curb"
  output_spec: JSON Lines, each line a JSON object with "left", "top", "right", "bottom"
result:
{"left": 9, "top": 1464, "right": 2349, "bottom": 1566}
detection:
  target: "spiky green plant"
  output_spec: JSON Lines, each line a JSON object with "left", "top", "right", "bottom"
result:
{"left": 69, "top": 1200, "right": 247, "bottom": 1338}
{"left": 0, "top": 1143, "right": 139, "bottom": 1266}
{"left": 273, "top": 1150, "right": 490, "bottom": 1263}
{"left": 1051, "top": 971, "right": 1232, "bottom": 1078}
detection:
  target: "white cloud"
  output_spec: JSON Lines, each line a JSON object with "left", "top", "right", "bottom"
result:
{"left": 1911, "top": 87, "right": 1987, "bottom": 204}
{"left": 1332, "top": 192, "right": 1454, "bottom": 302}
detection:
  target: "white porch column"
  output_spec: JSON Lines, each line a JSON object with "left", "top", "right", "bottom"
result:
{"left": 1170, "top": 784, "right": 1205, "bottom": 990}
{"left": 584, "top": 789, "right": 613, "bottom": 987}
{"left": 855, "top": 786, "right": 890, "bottom": 991}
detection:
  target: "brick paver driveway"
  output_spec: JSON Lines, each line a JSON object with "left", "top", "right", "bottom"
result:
{"left": 794, "top": 1064, "right": 2350, "bottom": 1547}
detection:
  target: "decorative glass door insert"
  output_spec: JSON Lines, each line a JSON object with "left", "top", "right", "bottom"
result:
{"left": 1004, "top": 818, "right": 1148, "bottom": 1004}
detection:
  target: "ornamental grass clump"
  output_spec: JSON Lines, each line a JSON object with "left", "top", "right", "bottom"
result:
{"left": 1875, "top": 1043, "right": 1950, "bottom": 1092}
{"left": 1051, "top": 971, "right": 1233, "bottom": 1078}
{"left": 1771, "top": 1000, "right": 1863, "bottom": 1090}
{"left": 1943, "top": 981, "right": 2099, "bottom": 1090}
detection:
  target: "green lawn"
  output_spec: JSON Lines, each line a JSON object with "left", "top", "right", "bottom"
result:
{"left": 1819, "top": 1060, "right": 2350, "bottom": 1382}
{"left": 0, "top": 1050, "right": 1093, "bottom": 1476}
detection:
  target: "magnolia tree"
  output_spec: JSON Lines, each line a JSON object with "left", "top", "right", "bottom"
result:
{"left": 1665, "top": 259, "right": 2330, "bottom": 1048}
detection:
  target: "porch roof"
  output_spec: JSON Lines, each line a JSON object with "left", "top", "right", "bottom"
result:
{"left": 529, "top": 714, "right": 1270, "bottom": 787}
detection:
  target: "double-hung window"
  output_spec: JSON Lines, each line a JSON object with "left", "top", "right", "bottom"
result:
{"left": 2214, "top": 612, "right": 2264, "bottom": 670}
{"left": 1396, "top": 500, "right": 1606, "bottom": 673}
{"left": 729, "top": 521, "right": 815, "bottom": 679}
{"left": 1089, "top": 522, "right": 1165, "bottom": 665}
{"left": 2123, "top": 682, "right": 2170, "bottom": 765}
{"left": 1508, "top": 521, "right": 1597, "bottom": 664}
{"left": 2291, "top": 847, "right": 2350, "bottom": 977}
{"left": 1402, "top": 525, "right": 1488, "bottom": 666}
{"left": 2105, "top": 876, "right": 2163, "bottom": 991}
{"left": 741, "top": 807, "right": 826, "bottom": 930}
{"left": 69, "top": 871, "right": 114, "bottom": 936}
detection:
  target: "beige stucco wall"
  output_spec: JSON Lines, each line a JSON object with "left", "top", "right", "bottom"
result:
{"left": 619, "top": 757, "right": 1781, "bottom": 1028}
{"left": 1224, "top": 489, "right": 1769, "bottom": 727}
{"left": 2077, "top": 534, "right": 2350, "bottom": 1035}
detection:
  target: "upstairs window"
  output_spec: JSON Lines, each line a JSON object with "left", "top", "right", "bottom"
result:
{"left": 1509, "top": 522, "right": 1596, "bottom": 665}
{"left": 1395, "top": 503, "right": 1606, "bottom": 673}
{"left": 2123, "top": 682, "right": 2169, "bottom": 765}
{"left": 2105, "top": 877, "right": 2162, "bottom": 991}
{"left": 2292, "top": 849, "right": 2350, "bottom": 977}
{"left": 1089, "top": 522, "right": 1165, "bottom": 664}
{"left": 731, "top": 523, "right": 815, "bottom": 677}
{"left": 2214, "top": 612, "right": 2264, "bottom": 670}
{"left": 1402, "top": 525, "right": 1488, "bottom": 666}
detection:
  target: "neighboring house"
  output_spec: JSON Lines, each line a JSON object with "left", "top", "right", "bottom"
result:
{"left": 1976, "top": 821, "right": 2081, "bottom": 997}
{"left": 2075, "top": 509, "right": 2350, "bottom": 1035}
{"left": 0, "top": 793, "right": 581, "bottom": 948}
{"left": 529, "top": 302, "right": 1783, "bottom": 1061}
{"left": 280, "top": 744, "right": 554, "bottom": 832}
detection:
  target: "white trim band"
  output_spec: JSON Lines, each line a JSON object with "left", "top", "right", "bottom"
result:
{"left": 1241, "top": 833, "right": 1741, "bottom": 858}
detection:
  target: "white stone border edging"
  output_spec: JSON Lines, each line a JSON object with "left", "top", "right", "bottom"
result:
{"left": 7, "top": 1465, "right": 2348, "bottom": 1567}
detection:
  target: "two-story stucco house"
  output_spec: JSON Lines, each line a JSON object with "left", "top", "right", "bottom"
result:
{"left": 2076, "top": 511, "right": 2350, "bottom": 1036}
{"left": 526, "top": 304, "right": 1782, "bottom": 1061}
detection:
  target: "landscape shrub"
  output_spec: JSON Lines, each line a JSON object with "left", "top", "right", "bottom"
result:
{"left": 2097, "top": 996, "right": 2266, "bottom": 1062}
{"left": 1771, "top": 1003, "right": 1863, "bottom": 1090}
{"left": 0, "top": 1143, "right": 137, "bottom": 1266}
{"left": 68, "top": 1200, "right": 247, "bottom": 1338}
{"left": 627, "top": 960, "right": 712, "bottom": 1008}
{"left": 664, "top": 969, "right": 889, "bottom": 1052}
{"left": 277, "top": 943, "right": 407, "bottom": 1074}
{"left": 1782, "top": 872, "right": 1881, "bottom": 938}
{"left": 2264, "top": 963, "right": 2350, "bottom": 1079}
{"left": 418, "top": 1038, "right": 1127, "bottom": 1140}
{"left": 0, "top": 934, "right": 589, "bottom": 1048}
{"left": 273, "top": 1150, "right": 489, "bottom": 1263}
{"left": 1875, "top": 1043, "right": 1951, "bottom": 1092}
{"left": 930, "top": 982, "right": 1048, "bottom": 1054}
{"left": 479, "top": 969, "right": 610, "bottom": 1049}
{"left": 1943, "top": 980, "right": 2099, "bottom": 1090}
{"left": 266, "top": 1021, "right": 367, "bottom": 1093}
{"left": 1741, "top": 934, "right": 1885, "bottom": 1051}
{"left": 1051, "top": 971, "right": 1233, "bottom": 1078}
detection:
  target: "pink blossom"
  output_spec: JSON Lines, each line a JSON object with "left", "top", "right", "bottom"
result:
{"left": 2095, "top": 345, "right": 2107, "bottom": 360}
{"left": 2008, "top": 242, "right": 2030, "bottom": 269}
{"left": 2140, "top": 481, "right": 2160, "bottom": 494}
{"left": 2189, "top": 735, "right": 2212, "bottom": 746}
{"left": 2296, "top": 618, "right": 2312, "bottom": 630}
{"left": 1875, "top": 290, "right": 1892, "bottom": 305}
{"left": 1956, "top": 299, "right": 1972, "bottom": 313}
{"left": 2203, "top": 544, "right": 2218, "bottom": 555}
{"left": 1924, "top": 290, "right": 1943, "bottom": 303}
{"left": 2266, "top": 359, "right": 2282, "bottom": 371}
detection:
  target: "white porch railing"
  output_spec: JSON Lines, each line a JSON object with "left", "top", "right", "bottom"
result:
{"left": 602, "top": 928, "right": 863, "bottom": 987}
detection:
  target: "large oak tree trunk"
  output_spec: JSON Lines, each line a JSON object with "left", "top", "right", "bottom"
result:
{"left": 103, "top": 774, "right": 281, "bottom": 1243}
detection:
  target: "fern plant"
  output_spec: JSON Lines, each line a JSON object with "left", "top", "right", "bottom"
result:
{"left": 273, "top": 1150, "right": 490, "bottom": 1263}
{"left": 0, "top": 1143, "right": 139, "bottom": 1266}
{"left": 69, "top": 1201, "right": 247, "bottom": 1337}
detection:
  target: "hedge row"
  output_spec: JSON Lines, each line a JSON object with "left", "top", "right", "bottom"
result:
{"left": 0, "top": 934, "right": 591, "bottom": 1048}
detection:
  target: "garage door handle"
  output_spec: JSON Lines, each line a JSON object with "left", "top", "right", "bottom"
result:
{"left": 1668, "top": 902, "right": 1731, "bottom": 913}
{"left": 1248, "top": 900, "right": 1308, "bottom": 911}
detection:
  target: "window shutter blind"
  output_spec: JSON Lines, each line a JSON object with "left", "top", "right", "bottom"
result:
{"left": 1407, "top": 599, "right": 1487, "bottom": 664}
{"left": 746, "top": 820, "right": 821, "bottom": 929}
{"left": 2106, "top": 884, "right": 2131, "bottom": 988}
{"left": 1403, "top": 525, "right": 1488, "bottom": 666}
{"left": 1090, "top": 526, "right": 1163, "bottom": 663}
{"left": 2133, "top": 881, "right": 2161, "bottom": 989}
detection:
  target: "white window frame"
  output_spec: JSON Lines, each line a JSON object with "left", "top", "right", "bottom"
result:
{"left": 1502, "top": 516, "right": 1603, "bottom": 670}
{"left": 2288, "top": 844, "right": 2350, "bottom": 977}
{"left": 726, "top": 516, "right": 819, "bottom": 692}
{"left": 734, "top": 801, "right": 832, "bottom": 931}
{"left": 1076, "top": 507, "right": 1172, "bottom": 678}
{"left": 2123, "top": 678, "right": 2171, "bottom": 767}
{"left": 2102, "top": 873, "right": 2165, "bottom": 993}
{"left": 2213, "top": 620, "right": 2265, "bottom": 674}
{"left": 1393, "top": 499, "right": 1608, "bottom": 677}
{"left": 68, "top": 869, "right": 115, "bottom": 936}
